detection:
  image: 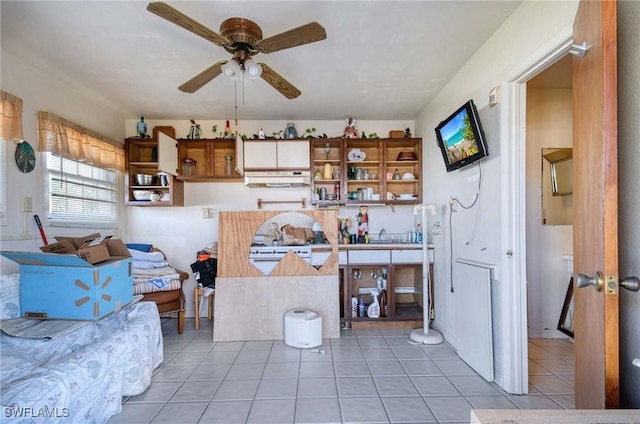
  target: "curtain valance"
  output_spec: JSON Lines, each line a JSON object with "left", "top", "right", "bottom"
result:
{"left": 38, "top": 111, "right": 124, "bottom": 172}
{"left": 0, "top": 91, "right": 24, "bottom": 141}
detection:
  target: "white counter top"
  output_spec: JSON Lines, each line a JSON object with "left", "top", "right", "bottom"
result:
{"left": 312, "top": 243, "right": 433, "bottom": 251}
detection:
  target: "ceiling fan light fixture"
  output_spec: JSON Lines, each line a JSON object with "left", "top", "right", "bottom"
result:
{"left": 222, "top": 59, "right": 241, "bottom": 79}
{"left": 148, "top": 3, "right": 326, "bottom": 98}
{"left": 244, "top": 58, "right": 262, "bottom": 78}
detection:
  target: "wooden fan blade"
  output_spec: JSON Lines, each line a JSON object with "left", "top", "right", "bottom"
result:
{"left": 258, "top": 63, "right": 301, "bottom": 99}
{"left": 257, "top": 22, "right": 327, "bottom": 54}
{"left": 179, "top": 61, "right": 227, "bottom": 93}
{"left": 147, "top": 2, "right": 231, "bottom": 46}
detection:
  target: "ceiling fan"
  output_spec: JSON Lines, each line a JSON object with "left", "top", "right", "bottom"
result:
{"left": 147, "top": 2, "right": 327, "bottom": 99}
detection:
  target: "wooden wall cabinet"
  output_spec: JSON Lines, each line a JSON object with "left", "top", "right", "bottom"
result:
{"left": 125, "top": 134, "right": 184, "bottom": 206}
{"left": 177, "top": 138, "right": 242, "bottom": 181}
{"left": 310, "top": 138, "right": 422, "bottom": 205}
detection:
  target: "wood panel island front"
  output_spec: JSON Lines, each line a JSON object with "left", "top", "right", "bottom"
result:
{"left": 214, "top": 210, "right": 340, "bottom": 341}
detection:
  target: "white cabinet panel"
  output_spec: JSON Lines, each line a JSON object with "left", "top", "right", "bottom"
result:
{"left": 348, "top": 250, "right": 390, "bottom": 264}
{"left": 391, "top": 249, "right": 423, "bottom": 264}
{"left": 243, "top": 140, "right": 309, "bottom": 170}
{"left": 158, "top": 132, "right": 179, "bottom": 175}
{"left": 244, "top": 141, "right": 277, "bottom": 169}
{"left": 277, "top": 140, "right": 309, "bottom": 169}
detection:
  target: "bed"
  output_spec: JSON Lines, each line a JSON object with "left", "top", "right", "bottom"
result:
{"left": 0, "top": 299, "right": 163, "bottom": 423}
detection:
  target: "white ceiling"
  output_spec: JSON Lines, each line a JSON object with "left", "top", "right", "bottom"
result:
{"left": 1, "top": 1, "right": 522, "bottom": 121}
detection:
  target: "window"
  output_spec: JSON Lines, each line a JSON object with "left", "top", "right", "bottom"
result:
{"left": 46, "top": 153, "right": 118, "bottom": 227}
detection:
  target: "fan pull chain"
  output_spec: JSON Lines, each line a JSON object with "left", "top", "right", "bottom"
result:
{"left": 234, "top": 78, "right": 238, "bottom": 125}
{"left": 242, "top": 70, "right": 246, "bottom": 106}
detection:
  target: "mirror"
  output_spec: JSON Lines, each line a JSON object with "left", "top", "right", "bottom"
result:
{"left": 544, "top": 148, "right": 573, "bottom": 196}
{"left": 541, "top": 148, "right": 573, "bottom": 225}
{"left": 557, "top": 277, "right": 575, "bottom": 338}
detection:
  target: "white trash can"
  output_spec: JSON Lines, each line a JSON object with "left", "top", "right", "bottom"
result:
{"left": 283, "top": 309, "right": 322, "bottom": 348}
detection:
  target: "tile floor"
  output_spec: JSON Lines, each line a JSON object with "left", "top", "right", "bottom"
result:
{"left": 109, "top": 318, "right": 575, "bottom": 423}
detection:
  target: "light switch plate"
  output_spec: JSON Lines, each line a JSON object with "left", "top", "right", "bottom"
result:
{"left": 20, "top": 196, "right": 32, "bottom": 212}
{"left": 489, "top": 87, "right": 499, "bottom": 106}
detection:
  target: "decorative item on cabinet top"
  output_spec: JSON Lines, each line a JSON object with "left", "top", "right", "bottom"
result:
{"left": 152, "top": 126, "right": 175, "bottom": 139}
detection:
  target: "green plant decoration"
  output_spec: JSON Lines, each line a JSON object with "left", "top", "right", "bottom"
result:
{"left": 302, "top": 128, "right": 317, "bottom": 138}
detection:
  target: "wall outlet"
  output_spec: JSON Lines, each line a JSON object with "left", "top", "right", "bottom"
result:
{"left": 449, "top": 197, "right": 458, "bottom": 212}
{"left": 20, "top": 196, "right": 32, "bottom": 212}
{"left": 432, "top": 221, "right": 441, "bottom": 235}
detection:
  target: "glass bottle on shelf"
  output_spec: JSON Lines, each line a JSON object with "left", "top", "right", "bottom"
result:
{"left": 324, "top": 142, "right": 331, "bottom": 159}
{"left": 225, "top": 155, "right": 233, "bottom": 176}
{"left": 393, "top": 168, "right": 401, "bottom": 180}
{"left": 224, "top": 120, "right": 232, "bottom": 138}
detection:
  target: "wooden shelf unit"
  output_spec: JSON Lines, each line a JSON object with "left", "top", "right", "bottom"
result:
{"left": 125, "top": 137, "right": 183, "bottom": 206}
{"left": 310, "top": 137, "right": 422, "bottom": 205}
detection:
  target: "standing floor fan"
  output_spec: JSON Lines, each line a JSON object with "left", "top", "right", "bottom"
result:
{"left": 409, "top": 204, "right": 444, "bottom": 345}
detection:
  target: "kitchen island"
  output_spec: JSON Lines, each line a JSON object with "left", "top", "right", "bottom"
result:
{"left": 214, "top": 210, "right": 340, "bottom": 341}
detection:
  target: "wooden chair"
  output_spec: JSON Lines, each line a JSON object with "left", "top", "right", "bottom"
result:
{"left": 194, "top": 286, "right": 214, "bottom": 331}
{"left": 140, "top": 248, "right": 188, "bottom": 334}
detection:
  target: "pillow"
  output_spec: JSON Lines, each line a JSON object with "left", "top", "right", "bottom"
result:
{"left": 0, "top": 274, "right": 21, "bottom": 319}
{"left": 125, "top": 243, "right": 153, "bottom": 252}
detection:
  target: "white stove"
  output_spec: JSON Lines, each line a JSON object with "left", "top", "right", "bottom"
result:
{"left": 248, "top": 244, "right": 312, "bottom": 275}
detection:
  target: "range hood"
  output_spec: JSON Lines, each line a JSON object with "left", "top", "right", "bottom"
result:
{"left": 244, "top": 170, "right": 310, "bottom": 188}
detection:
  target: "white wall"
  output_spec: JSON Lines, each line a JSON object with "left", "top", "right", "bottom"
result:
{"left": 618, "top": 0, "right": 640, "bottom": 408}
{"left": 414, "top": 0, "right": 579, "bottom": 388}
{"left": 525, "top": 88, "right": 573, "bottom": 338}
{"left": 0, "top": 51, "right": 127, "bottom": 273}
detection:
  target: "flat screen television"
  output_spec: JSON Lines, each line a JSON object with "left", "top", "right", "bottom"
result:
{"left": 435, "top": 99, "right": 488, "bottom": 172}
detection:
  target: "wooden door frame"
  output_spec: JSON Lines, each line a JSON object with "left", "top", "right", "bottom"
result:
{"left": 498, "top": 27, "right": 574, "bottom": 394}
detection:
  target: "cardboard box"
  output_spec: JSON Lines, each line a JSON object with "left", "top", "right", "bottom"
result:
{"left": 2, "top": 243, "right": 133, "bottom": 320}
{"left": 40, "top": 233, "right": 114, "bottom": 264}
{"left": 389, "top": 130, "right": 405, "bottom": 139}
{"left": 54, "top": 233, "right": 102, "bottom": 249}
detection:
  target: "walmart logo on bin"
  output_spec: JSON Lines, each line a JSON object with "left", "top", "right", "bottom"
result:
{"left": 75, "top": 270, "right": 113, "bottom": 317}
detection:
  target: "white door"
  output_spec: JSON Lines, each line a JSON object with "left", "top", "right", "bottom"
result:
{"left": 157, "top": 132, "right": 179, "bottom": 175}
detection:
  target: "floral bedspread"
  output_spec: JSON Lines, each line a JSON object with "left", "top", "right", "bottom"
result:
{"left": 0, "top": 301, "right": 163, "bottom": 423}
